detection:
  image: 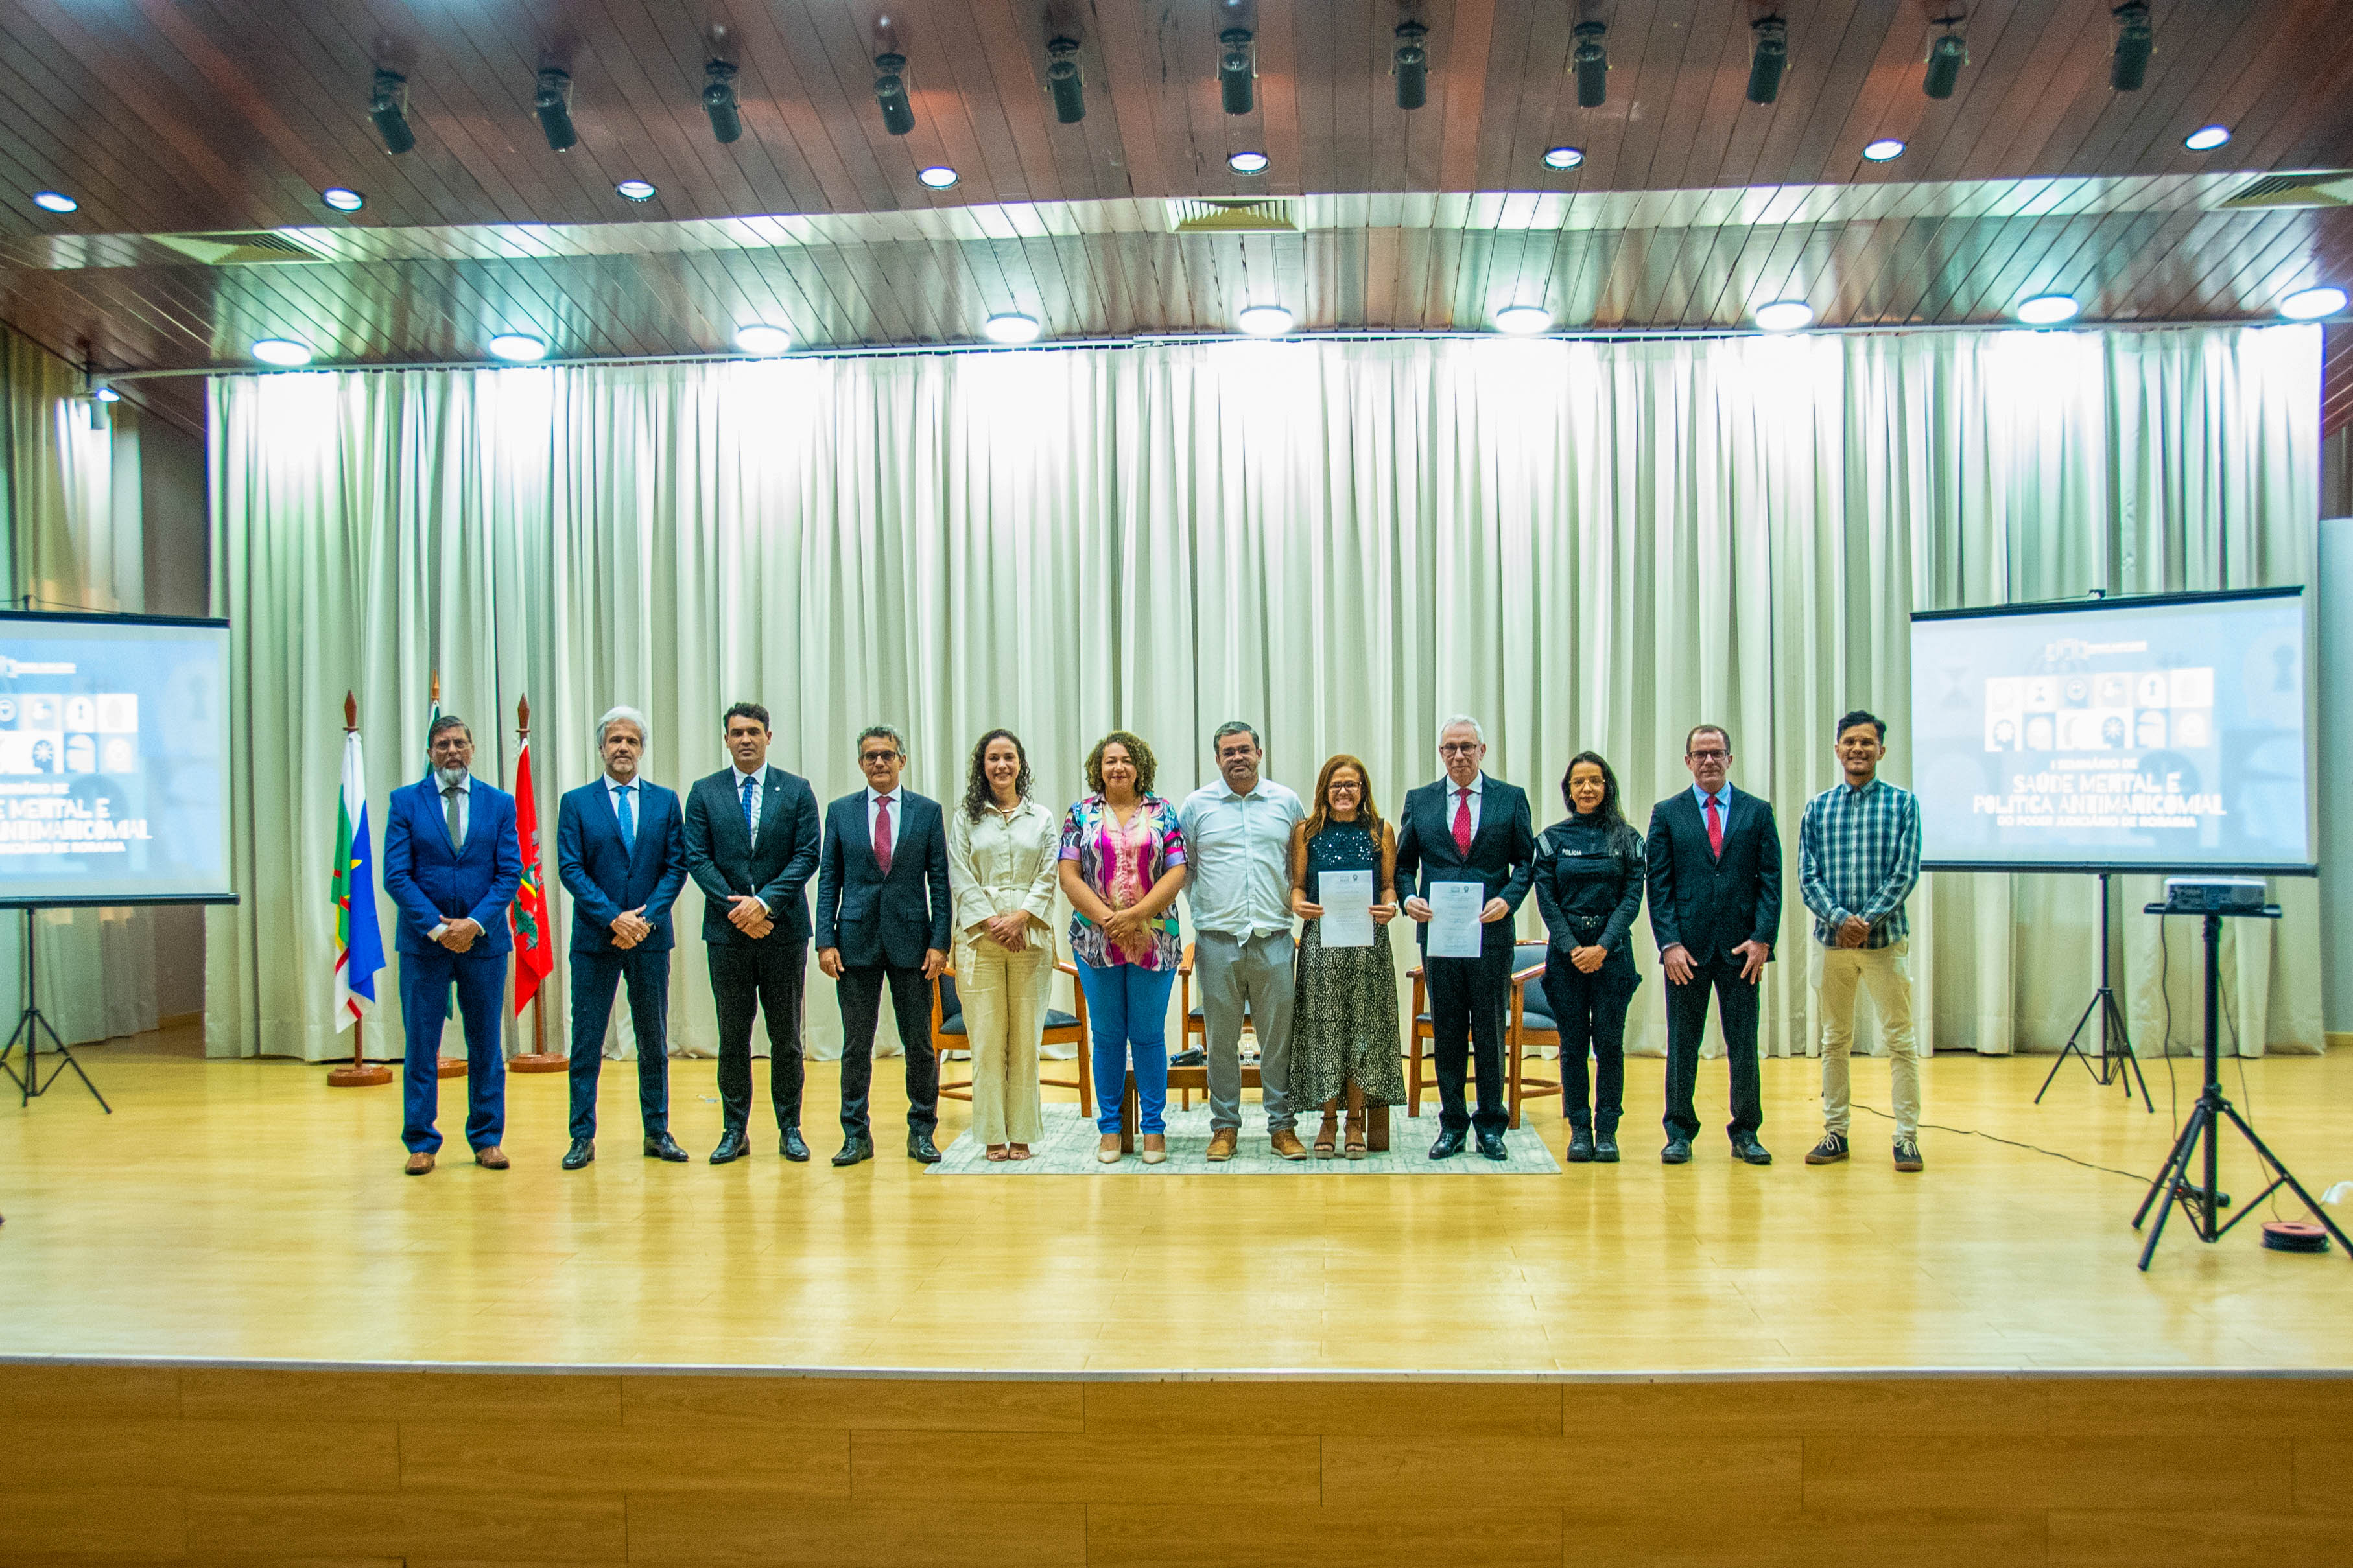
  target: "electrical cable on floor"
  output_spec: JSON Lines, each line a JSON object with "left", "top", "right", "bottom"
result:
{"left": 1850, "top": 1102, "right": 2151, "bottom": 1183}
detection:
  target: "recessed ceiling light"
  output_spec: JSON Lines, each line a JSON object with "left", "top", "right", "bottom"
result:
{"left": 2015, "top": 294, "right": 2081, "bottom": 325}
{"left": 1227, "top": 150, "right": 1270, "bottom": 174}
{"left": 321, "top": 187, "right": 365, "bottom": 212}
{"left": 31, "top": 190, "right": 77, "bottom": 214}
{"left": 2183, "top": 124, "right": 2230, "bottom": 152}
{"left": 983, "top": 313, "right": 1041, "bottom": 344}
{"left": 488, "top": 333, "right": 548, "bottom": 362}
{"left": 917, "top": 165, "right": 960, "bottom": 189}
{"left": 1494, "top": 305, "right": 1552, "bottom": 336}
{"left": 2282, "top": 286, "right": 2348, "bottom": 321}
{"left": 615, "top": 180, "right": 657, "bottom": 202}
{"left": 91, "top": 385, "right": 122, "bottom": 403}
{"left": 1541, "top": 146, "right": 1585, "bottom": 170}
{"left": 250, "top": 338, "right": 314, "bottom": 367}
{"left": 1753, "top": 299, "right": 1814, "bottom": 332}
{"left": 735, "top": 323, "right": 793, "bottom": 354}
{"left": 1237, "top": 305, "right": 1294, "bottom": 337}
{"left": 1862, "top": 138, "right": 1906, "bottom": 162}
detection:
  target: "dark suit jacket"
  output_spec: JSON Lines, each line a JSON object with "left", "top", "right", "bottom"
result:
{"left": 814, "top": 789, "right": 952, "bottom": 968}
{"left": 380, "top": 776, "right": 523, "bottom": 957}
{"left": 1393, "top": 773, "right": 1537, "bottom": 956}
{"left": 1644, "top": 784, "right": 1783, "bottom": 966}
{"left": 556, "top": 778, "right": 688, "bottom": 954}
{"left": 681, "top": 765, "right": 823, "bottom": 946}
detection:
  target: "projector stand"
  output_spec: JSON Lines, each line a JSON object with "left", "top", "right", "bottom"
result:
{"left": 2132, "top": 904, "right": 2347, "bottom": 1270}
{"left": 2037, "top": 872, "right": 2151, "bottom": 1112}
{"left": 0, "top": 907, "right": 113, "bottom": 1112}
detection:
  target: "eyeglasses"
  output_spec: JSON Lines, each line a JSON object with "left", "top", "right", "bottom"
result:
{"left": 1438, "top": 742, "right": 1481, "bottom": 756}
{"left": 1686, "top": 749, "right": 1729, "bottom": 762}
{"left": 860, "top": 751, "right": 899, "bottom": 765}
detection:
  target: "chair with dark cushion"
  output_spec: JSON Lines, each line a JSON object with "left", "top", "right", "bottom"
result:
{"left": 1407, "top": 941, "right": 1559, "bottom": 1128}
{"left": 930, "top": 961, "right": 1094, "bottom": 1117}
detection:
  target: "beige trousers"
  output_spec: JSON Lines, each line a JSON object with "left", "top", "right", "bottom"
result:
{"left": 960, "top": 936, "right": 1051, "bottom": 1145}
{"left": 1817, "top": 941, "right": 1921, "bottom": 1139}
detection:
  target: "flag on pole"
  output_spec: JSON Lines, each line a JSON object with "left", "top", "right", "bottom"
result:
{"left": 423, "top": 682, "right": 442, "bottom": 780}
{"left": 509, "top": 737, "right": 555, "bottom": 1015}
{"left": 333, "top": 729, "right": 386, "bottom": 1029}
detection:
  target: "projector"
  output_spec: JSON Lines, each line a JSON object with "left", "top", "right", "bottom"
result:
{"left": 2160, "top": 878, "right": 2267, "bottom": 913}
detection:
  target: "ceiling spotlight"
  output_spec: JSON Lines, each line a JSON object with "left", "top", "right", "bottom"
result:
{"left": 321, "top": 187, "right": 366, "bottom": 211}
{"left": 92, "top": 383, "right": 121, "bottom": 403}
{"left": 1220, "top": 29, "right": 1255, "bottom": 117}
{"left": 250, "top": 338, "right": 314, "bottom": 367}
{"left": 2281, "top": 286, "right": 2348, "bottom": 321}
{"left": 369, "top": 68, "right": 415, "bottom": 156}
{"left": 2183, "top": 124, "right": 2230, "bottom": 152}
{"left": 1237, "top": 305, "right": 1294, "bottom": 337}
{"left": 1494, "top": 305, "right": 1552, "bottom": 336}
{"left": 735, "top": 323, "right": 793, "bottom": 354}
{"left": 1753, "top": 299, "right": 1814, "bottom": 332}
{"left": 1923, "top": 21, "right": 1966, "bottom": 100}
{"left": 917, "top": 165, "right": 960, "bottom": 189}
{"left": 1573, "top": 21, "right": 1609, "bottom": 109}
{"left": 1542, "top": 145, "right": 1586, "bottom": 170}
{"left": 615, "top": 179, "right": 656, "bottom": 202}
{"left": 1228, "top": 150, "right": 1269, "bottom": 174}
{"left": 488, "top": 333, "right": 548, "bottom": 362}
{"left": 1395, "top": 21, "right": 1429, "bottom": 111}
{"left": 984, "top": 313, "right": 1042, "bottom": 344}
{"left": 2015, "top": 294, "right": 2080, "bottom": 325}
{"left": 1862, "top": 137, "right": 1906, "bottom": 162}
{"left": 704, "top": 59, "right": 742, "bottom": 144}
{"left": 1046, "top": 37, "right": 1085, "bottom": 124}
{"left": 30, "top": 189, "right": 77, "bottom": 214}
{"left": 1747, "top": 17, "right": 1788, "bottom": 105}
{"left": 874, "top": 52, "right": 915, "bottom": 135}
{"left": 2110, "top": 2, "right": 2152, "bottom": 93}
{"left": 535, "top": 67, "right": 577, "bottom": 152}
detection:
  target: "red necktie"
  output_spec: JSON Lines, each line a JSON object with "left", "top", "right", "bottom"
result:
{"left": 1452, "top": 788, "right": 1474, "bottom": 854}
{"left": 1705, "top": 795, "right": 1724, "bottom": 858}
{"left": 874, "top": 795, "right": 894, "bottom": 875}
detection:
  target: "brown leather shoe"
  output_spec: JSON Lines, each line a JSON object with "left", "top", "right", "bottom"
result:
{"left": 403, "top": 1151, "right": 434, "bottom": 1176}
{"left": 473, "top": 1145, "right": 510, "bottom": 1170}
{"left": 1206, "top": 1128, "right": 1239, "bottom": 1162}
{"left": 1269, "top": 1127, "right": 1309, "bottom": 1162}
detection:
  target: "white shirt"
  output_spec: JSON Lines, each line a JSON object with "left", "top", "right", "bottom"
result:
{"left": 1443, "top": 773, "right": 1484, "bottom": 838}
{"left": 427, "top": 772, "right": 474, "bottom": 940}
{"left": 1178, "top": 777, "right": 1305, "bottom": 938}
{"left": 866, "top": 786, "right": 903, "bottom": 858}
{"left": 606, "top": 775, "right": 641, "bottom": 828}
{"left": 946, "top": 798, "right": 1060, "bottom": 941}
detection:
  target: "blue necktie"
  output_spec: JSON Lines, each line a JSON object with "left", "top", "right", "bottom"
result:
{"left": 616, "top": 784, "right": 636, "bottom": 856}
{"left": 739, "top": 773, "right": 757, "bottom": 835}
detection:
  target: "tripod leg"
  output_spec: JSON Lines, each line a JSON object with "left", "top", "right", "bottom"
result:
{"left": 29, "top": 1011, "right": 110, "bottom": 1114}
{"left": 2133, "top": 1099, "right": 2204, "bottom": 1229}
{"left": 2103, "top": 990, "right": 2153, "bottom": 1114}
{"left": 2037, "top": 989, "right": 2105, "bottom": 1103}
{"left": 2216, "top": 1103, "right": 2353, "bottom": 1262}
{"left": 2137, "top": 1104, "right": 2208, "bottom": 1270}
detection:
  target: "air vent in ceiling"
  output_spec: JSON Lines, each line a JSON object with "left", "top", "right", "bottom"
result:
{"left": 1170, "top": 198, "right": 1297, "bottom": 233}
{"left": 150, "top": 230, "right": 335, "bottom": 264}
{"left": 2218, "top": 171, "right": 2353, "bottom": 210}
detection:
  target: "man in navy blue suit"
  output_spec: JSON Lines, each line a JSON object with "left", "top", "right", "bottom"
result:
{"left": 554, "top": 705, "right": 690, "bottom": 1171}
{"left": 381, "top": 714, "right": 523, "bottom": 1175}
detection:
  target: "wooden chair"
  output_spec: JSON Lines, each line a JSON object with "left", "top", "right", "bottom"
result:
{"left": 930, "top": 959, "right": 1094, "bottom": 1117}
{"left": 1406, "top": 941, "right": 1558, "bottom": 1129}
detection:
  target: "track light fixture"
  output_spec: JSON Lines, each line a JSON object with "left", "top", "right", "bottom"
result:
{"left": 1220, "top": 29, "right": 1255, "bottom": 117}
{"left": 1747, "top": 17, "right": 1788, "bottom": 104}
{"left": 1046, "top": 37, "right": 1085, "bottom": 124}
{"left": 874, "top": 53, "right": 914, "bottom": 135}
{"left": 535, "top": 67, "right": 577, "bottom": 151}
{"left": 369, "top": 69, "right": 416, "bottom": 156}
{"left": 1573, "top": 20, "right": 1608, "bottom": 110}
{"left": 704, "top": 60, "right": 742, "bottom": 143}
{"left": 1922, "top": 18, "right": 1966, "bottom": 100}
{"left": 2110, "top": 2, "right": 2152, "bottom": 92}
{"left": 1394, "top": 21, "right": 1429, "bottom": 111}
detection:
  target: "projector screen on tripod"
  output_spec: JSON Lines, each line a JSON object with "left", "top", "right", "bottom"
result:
{"left": 0, "top": 611, "right": 233, "bottom": 906}
{"left": 1910, "top": 588, "right": 2312, "bottom": 875}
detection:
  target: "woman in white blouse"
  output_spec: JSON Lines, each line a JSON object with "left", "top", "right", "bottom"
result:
{"left": 946, "top": 728, "right": 1063, "bottom": 1160}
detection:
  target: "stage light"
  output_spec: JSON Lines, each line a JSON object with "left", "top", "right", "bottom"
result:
{"left": 1494, "top": 305, "right": 1552, "bottom": 335}
{"left": 874, "top": 53, "right": 915, "bottom": 135}
{"left": 2183, "top": 124, "right": 2230, "bottom": 152}
{"left": 2110, "top": 2, "right": 2152, "bottom": 92}
{"left": 1923, "top": 25, "right": 1966, "bottom": 100}
{"left": 1573, "top": 21, "right": 1608, "bottom": 109}
{"left": 251, "top": 338, "right": 314, "bottom": 367}
{"left": 616, "top": 180, "right": 656, "bottom": 202}
{"left": 1394, "top": 21, "right": 1428, "bottom": 111}
{"left": 1220, "top": 29, "right": 1255, "bottom": 117}
{"left": 488, "top": 333, "right": 548, "bottom": 362}
{"left": 2282, "top": 286, "right": 2348, "bottom": 321}
{"left": 1863, "top": 137, "right": 1906, "bottom": 162}
{"left": 1753, "top": 299, "right": 1814, "bottom": 332}
{"left": 704, "top": 59, "right": 742, "bottom": 143}
{"left": 1542, "top": 145, "right": 1585, "bottom": 170}
{"left": 1046, "top": 37, "right": 1085, "bottom": 124}
{"left": 1747, "top": 17, "right": 1788, "bottom": 105}
{"left": 984, "top": 313, "right": 1041, "bottom": 344}
{"left": 91, "top": 384, "right": 121, "bottom": 403}
{"left": 535, "top": 68, "right": 577, "bottom": 152}
{"left": 917, "top": 165, "right": 959, "bottom": 189}
{"left": 1237, "top": 305, "right": 1294, "bottom": 337}
{"left": 321, "top": 187, "right": 365, "bottom": 211}
{"left": 31, "top": 190, "right": 76, "bottom": 214}
{"left": 1227, "top": 150, "right": 1268, "bottom": 174}
{"left": 735, "top": 323, "right": 793, "bottom": 354}
{"left": 2015, "top": 294, "right": 2080, "bottom": 325}
{"left": 369, "top": 69, "right": 415, "bottom": 156}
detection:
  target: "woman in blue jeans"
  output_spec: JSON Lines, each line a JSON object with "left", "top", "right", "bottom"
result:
{"left": 1058, "top": 731, "right": 1188, "bottom": 1164}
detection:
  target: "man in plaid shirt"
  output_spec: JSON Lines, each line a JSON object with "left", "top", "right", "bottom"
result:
{"left": 1797, "top": 708, "right": 1925, "bottom": 1173}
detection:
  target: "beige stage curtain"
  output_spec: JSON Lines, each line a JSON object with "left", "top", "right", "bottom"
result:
{"left": 206, "top": 327, "right": 2322, "bottom": 1065}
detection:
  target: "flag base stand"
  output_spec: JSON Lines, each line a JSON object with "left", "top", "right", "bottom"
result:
{"left": 328, "top": 1062, "right": 393, "bottom": 1087}
{"left": 508, "top": 1053, "right": 565, "bottom": 1073}
{"left": 436, "top": 1057, "right": 467, "bottom": 1079}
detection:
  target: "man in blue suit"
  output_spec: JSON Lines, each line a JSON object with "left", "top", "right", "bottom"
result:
{"left": 381, "top": 714, "right": 523, "bottom": 1175}
{"left": 554, "top": 705, "right": 690, "bottom": 1171}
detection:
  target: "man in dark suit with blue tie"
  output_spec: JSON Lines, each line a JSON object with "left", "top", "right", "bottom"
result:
{"left": 683, "top": 702, "right": 823, "bottom": 1165}
{"left": 1395, "top": 715, "right": 1537, "bottom": 1161}
{"left": 554, "top": 706, "right": 690, "bottom": 1171}
{"left": 381, "top": 714, "right": 523, "bottom": 1176}
{"left": 816, "top": 725, "right": 951, "bottom": 1167}
{"left": 1646, "top": 723, "right": 1783, "bottom": 1167}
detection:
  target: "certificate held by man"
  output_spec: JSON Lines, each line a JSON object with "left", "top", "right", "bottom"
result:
{"left": 1426, "top": 878, "right": 1485, "bottom": 958}
{"left": 1318, "top": 869, "right": 1375, "bottom": 948}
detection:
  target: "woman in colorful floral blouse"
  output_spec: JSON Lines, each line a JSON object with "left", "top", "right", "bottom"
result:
{"left": 1058, "top": 731, "right": 1188, "bottom": 1164}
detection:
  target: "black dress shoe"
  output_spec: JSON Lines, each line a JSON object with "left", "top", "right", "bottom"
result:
{"left": 1475, "top": 1129, "right": 1509, "bottom": 1162}
{"left": 1661, "top": 1137, "right": 1693, "bottom": 1164}
{"left": 1731, "top": 1134, "right": 1773, "bottom": 1165}
{"left": 709, "top": 1129, "right": 750, "bottom": 1165}
{"left": 1428, "top": 1127, "right": 1468, "bottom": 1160}
{"left": 562, "top": 1137, "right": 595, "bottom": 1171}
{"left": 780, "top": 1126, "right": 810, "bottom": 1163}
{"left": 643, "top": 1132, "right": 689, "bottom": 1162}
{"left": 832, "top": 1136, "right": 875, "bottom": 1167}
{"left": 1594, "top": 1129, "right": 1621, "bottom": 1163}
{"left": 1566, "top": 1127, "right": 1595, "bottom": 1163}
{"left": 908, "top": 1131, "right": 941, "bottom": 1164}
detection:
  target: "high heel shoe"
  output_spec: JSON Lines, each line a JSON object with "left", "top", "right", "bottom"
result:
{"left": 1314, "top": 1114, "right": 1339, "bottom": 1158}
{"left": 1139, "top": 1133, "right": 1166, "bottom": 1164}
{"left": 1344, "top": 1110, "right": 1369, "bottom": 1160}
{"left": 1097, "top": 1134, "right": 1122, "bottom": 1164}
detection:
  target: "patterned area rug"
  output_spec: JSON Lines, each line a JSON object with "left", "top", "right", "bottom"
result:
{"left": 927, "top": 1102, "right": 1561, "bottom": 1175}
